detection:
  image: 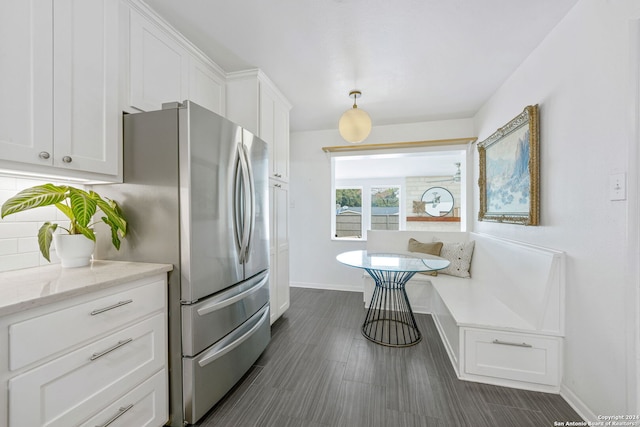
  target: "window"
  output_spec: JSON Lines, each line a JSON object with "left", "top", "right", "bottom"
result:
{"left": 331, "top": 150, "right": 467, "bottom": 240}
{"left": 370, "top": 186, "right": 400, "bottom": 231}
{"left": 332, "top": 180, "right": 403, "bottom": 240}
{"left": 335, "top": 187, "right": 362, "bottom": 238}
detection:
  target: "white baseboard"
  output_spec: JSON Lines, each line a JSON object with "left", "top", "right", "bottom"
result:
{"left": 290, "top": 281, "right": 362, "bottom": 293}
{"left": 560, "top": 384, "right": 597, "bottom": 423}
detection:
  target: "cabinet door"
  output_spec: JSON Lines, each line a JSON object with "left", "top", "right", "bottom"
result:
{"left": 273, "top": 101, "right": 290, "bottom": 181}
{"left": 269, "top": 181, "right": 289, "bottom": 323}
{"left": 53, "top": 0, "right": 119, "bottom": 175}
{"left": 189, "top": 57, "right": 225, "bottom": 116}
{"left": 0, "top": 1, "right": 53, "bottom": 165}
{"left": 129, "top": 10, "right": 189, "bottom": 112}
{"left": 259, "top": 83, "right": 289, "bottom": 181}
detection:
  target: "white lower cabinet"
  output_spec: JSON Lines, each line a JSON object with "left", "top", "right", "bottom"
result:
{"left": 0, "top": 274, "right": 168, "bottom": 427}
{"left": 80, "top": 370, "right": 166, "bottom": 427}
{"left": 269, "top": 180, "right": 290, "bottom": 324}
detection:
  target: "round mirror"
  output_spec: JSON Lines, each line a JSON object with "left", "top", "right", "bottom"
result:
{"left": 421, "top": 187, "right": 454, "bottom": 217}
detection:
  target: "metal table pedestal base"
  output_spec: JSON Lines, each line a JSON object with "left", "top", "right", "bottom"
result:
{"left": 362, "top": 269, "right": 421, "bottom": 347}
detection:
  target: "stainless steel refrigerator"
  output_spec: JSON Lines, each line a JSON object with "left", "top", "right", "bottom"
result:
{"left": 94, "top": 101, "right": 270, "bottom": 426}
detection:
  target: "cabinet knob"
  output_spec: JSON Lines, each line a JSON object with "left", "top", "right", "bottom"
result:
{"left": 62, "top": 156, "right": 73, "bottom": 163}
{"left": 38, "top": 151, "right": 50, "bottom": 160}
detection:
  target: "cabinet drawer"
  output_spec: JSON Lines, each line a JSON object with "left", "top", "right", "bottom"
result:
{"left": 80, "top": 369, "right": 167, "bottom": 427}
{"left": 9, "top": 313, "right": 165, "bottom": 427}
{"left": 9, "top": 277, "right": 165, "bottom": 371}
{"left": 464, "top": 329, "right": 560, "bottom": 386}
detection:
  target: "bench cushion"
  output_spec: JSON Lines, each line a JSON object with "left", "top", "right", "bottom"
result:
{"left": 408, "top": 238, "right": 443, "bottom": 276}
{"left": 439, "top": 240, "right": 475, "bottom": 278}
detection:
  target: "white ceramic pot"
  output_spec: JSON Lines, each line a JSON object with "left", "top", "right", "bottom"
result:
{"left": 53, "top": 233, "right": 95, "bottom": 268}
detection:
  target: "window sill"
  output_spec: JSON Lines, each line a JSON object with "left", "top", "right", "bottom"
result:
{"left": 406, "top": 216, "right": 461, "bottom": 222}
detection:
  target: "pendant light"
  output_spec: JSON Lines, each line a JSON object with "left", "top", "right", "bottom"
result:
{"left": 338, "top": 90, "right": 372, "bottom": 143}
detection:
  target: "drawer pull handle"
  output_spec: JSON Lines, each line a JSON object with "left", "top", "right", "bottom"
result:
{"left": 90, "top": 299, "right": 133, "bottom": 315}
{"left": 90, "top": 338, "right": 133, "bottom": 361}
{"left": 95, "top": 404, "right": 134, "bottom": 427}
{"left": 492, "top": 339, "right": 533, "bottom": 348}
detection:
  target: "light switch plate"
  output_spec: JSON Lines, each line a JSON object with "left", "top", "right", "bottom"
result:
{"left": 609, "top": 173, "right": 626, "bottom": 201}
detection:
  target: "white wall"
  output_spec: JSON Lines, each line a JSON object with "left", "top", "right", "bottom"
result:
{"left": 289, "top": 118, "right": 474, "bottom": 291}
{"left": 472, "top": 0, "right": 640, "bottom": 419}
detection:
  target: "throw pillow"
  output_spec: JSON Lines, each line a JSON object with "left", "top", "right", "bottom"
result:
{"left": 438, "top": 240, "right": 475, "bottom": 278}
{"left": 407, "top": 238, "right": 443, "bottom": 276}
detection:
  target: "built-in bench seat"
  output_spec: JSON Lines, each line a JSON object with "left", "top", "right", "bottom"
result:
{"left": 365, "top": 230, "right": 566, "bottom": 393}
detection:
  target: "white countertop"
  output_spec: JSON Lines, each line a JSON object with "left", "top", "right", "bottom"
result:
{"left": 0, "top": 260, "right": 173, "bottom": 316}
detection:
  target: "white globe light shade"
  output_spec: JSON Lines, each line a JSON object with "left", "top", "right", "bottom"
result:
{"left": 338, "top": 106, "right": 372, "bottom": 143}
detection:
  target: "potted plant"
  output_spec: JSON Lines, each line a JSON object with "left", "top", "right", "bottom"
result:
{"left": 0, "top": 183, "right": 127, "bottom": 267}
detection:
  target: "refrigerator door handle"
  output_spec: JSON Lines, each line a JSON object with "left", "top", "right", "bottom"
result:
{"left": 195, "top": 272, "right": 269, "bottom": 316}
{"left": 237, "top": 142, "right": 252, "bottom": 264}
{"left": 233, "top": 150, "right": 243, "bottom": 262}
{"left": 197, "top": 304, "right": 269, "bottom": 368}
{"left": 240, "top": 143, "right": 256, "bottom": 260}
{"left": 234, "top": 145, "right": 251, "bottom": 264}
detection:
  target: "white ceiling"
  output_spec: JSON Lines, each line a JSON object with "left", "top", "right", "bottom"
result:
{"left": 143, "top": 0, "right": 579, "bottom": 133}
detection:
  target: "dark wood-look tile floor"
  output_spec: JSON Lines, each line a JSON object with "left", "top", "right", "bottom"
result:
{"left": 195, "top": 288, "right": 582, "bottom": 427}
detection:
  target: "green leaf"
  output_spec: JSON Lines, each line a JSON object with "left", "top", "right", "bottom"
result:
{"left": 1, "top": 184, "right": 68, "bottom": 218}
{"left": 74, "top": 224, "right": 96, "bottom": 242}
{"left": 55, "top": 202, "right": 73, "bottom": 221}
{"left": 93, "top": 194, "right": 127, "bottom": 237}
{"left": 102, "top": 216, "right": 122, "bottom": 250}
{"left": 68, "top": 188, "right": 96, "bottom": 228}
{"left": 38, "top": 222, "right": 58, "bottom": 262}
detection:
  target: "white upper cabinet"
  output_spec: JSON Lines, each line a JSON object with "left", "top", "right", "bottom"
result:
{"left": 53, "top": 0, "right": 119, "bottom": 176}
{"left": 0, "top": 0, "right": 120, "bottom": 180}
{"left": 271, "top": 95, "right": 290, "bottom": 181}
{"left": 126, "top": 2, "right": 226, "bottom": 117}
{"left": 0, "top": 2, "right": 52, "bottom": 167}
{"left": 227, "top": 70, "right": 291, "bottom": 181}
{"left": 128, "top": 10, "right": 189, "bottom": 112}
{"left": 188, "top": 56, "right": 226, "bottom": 116}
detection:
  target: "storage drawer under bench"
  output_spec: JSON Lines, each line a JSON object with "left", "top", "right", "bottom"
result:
{"left": 463, "top": 328, "right": 562, "bottom": 387}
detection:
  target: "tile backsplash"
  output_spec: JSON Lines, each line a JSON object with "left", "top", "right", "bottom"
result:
{"left": 0, "top": 176, "right": 72, "bottom": 272}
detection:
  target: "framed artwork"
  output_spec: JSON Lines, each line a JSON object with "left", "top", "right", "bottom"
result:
{"left": 478, "top": 105, "right": 539, "bottom": 225}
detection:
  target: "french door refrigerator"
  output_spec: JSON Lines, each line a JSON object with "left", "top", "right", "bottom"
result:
{"left": 94, "top": 101, "right": 270, "bottom": 426}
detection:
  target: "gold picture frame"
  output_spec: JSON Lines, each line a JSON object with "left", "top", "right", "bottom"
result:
{"left": 478, "top": 105, "right": 539, "bottom": 225}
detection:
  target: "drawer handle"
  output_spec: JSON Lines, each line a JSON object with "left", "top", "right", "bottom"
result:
{"left": 492, "top": 339, "right": 533, "bottom": 348}
{"left": 90, "top": 299, "right": 133, "bottom": 315}
{"left": 95, "top": 404, "right": 134, "bottom": 427}
{"left": 90, "top": 338, "right": 133, "bottom": 361}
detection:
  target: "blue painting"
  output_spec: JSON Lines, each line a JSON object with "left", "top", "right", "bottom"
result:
{"left": 485, "top": 127, "right": 530, "bottom": 213}
{"left": 478, "top": 105, "right": 539, "bottom": 225}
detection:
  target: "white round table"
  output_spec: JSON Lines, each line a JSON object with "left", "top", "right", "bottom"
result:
{"left": 337, "top": 250, "right": 450, "bottom": 347}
